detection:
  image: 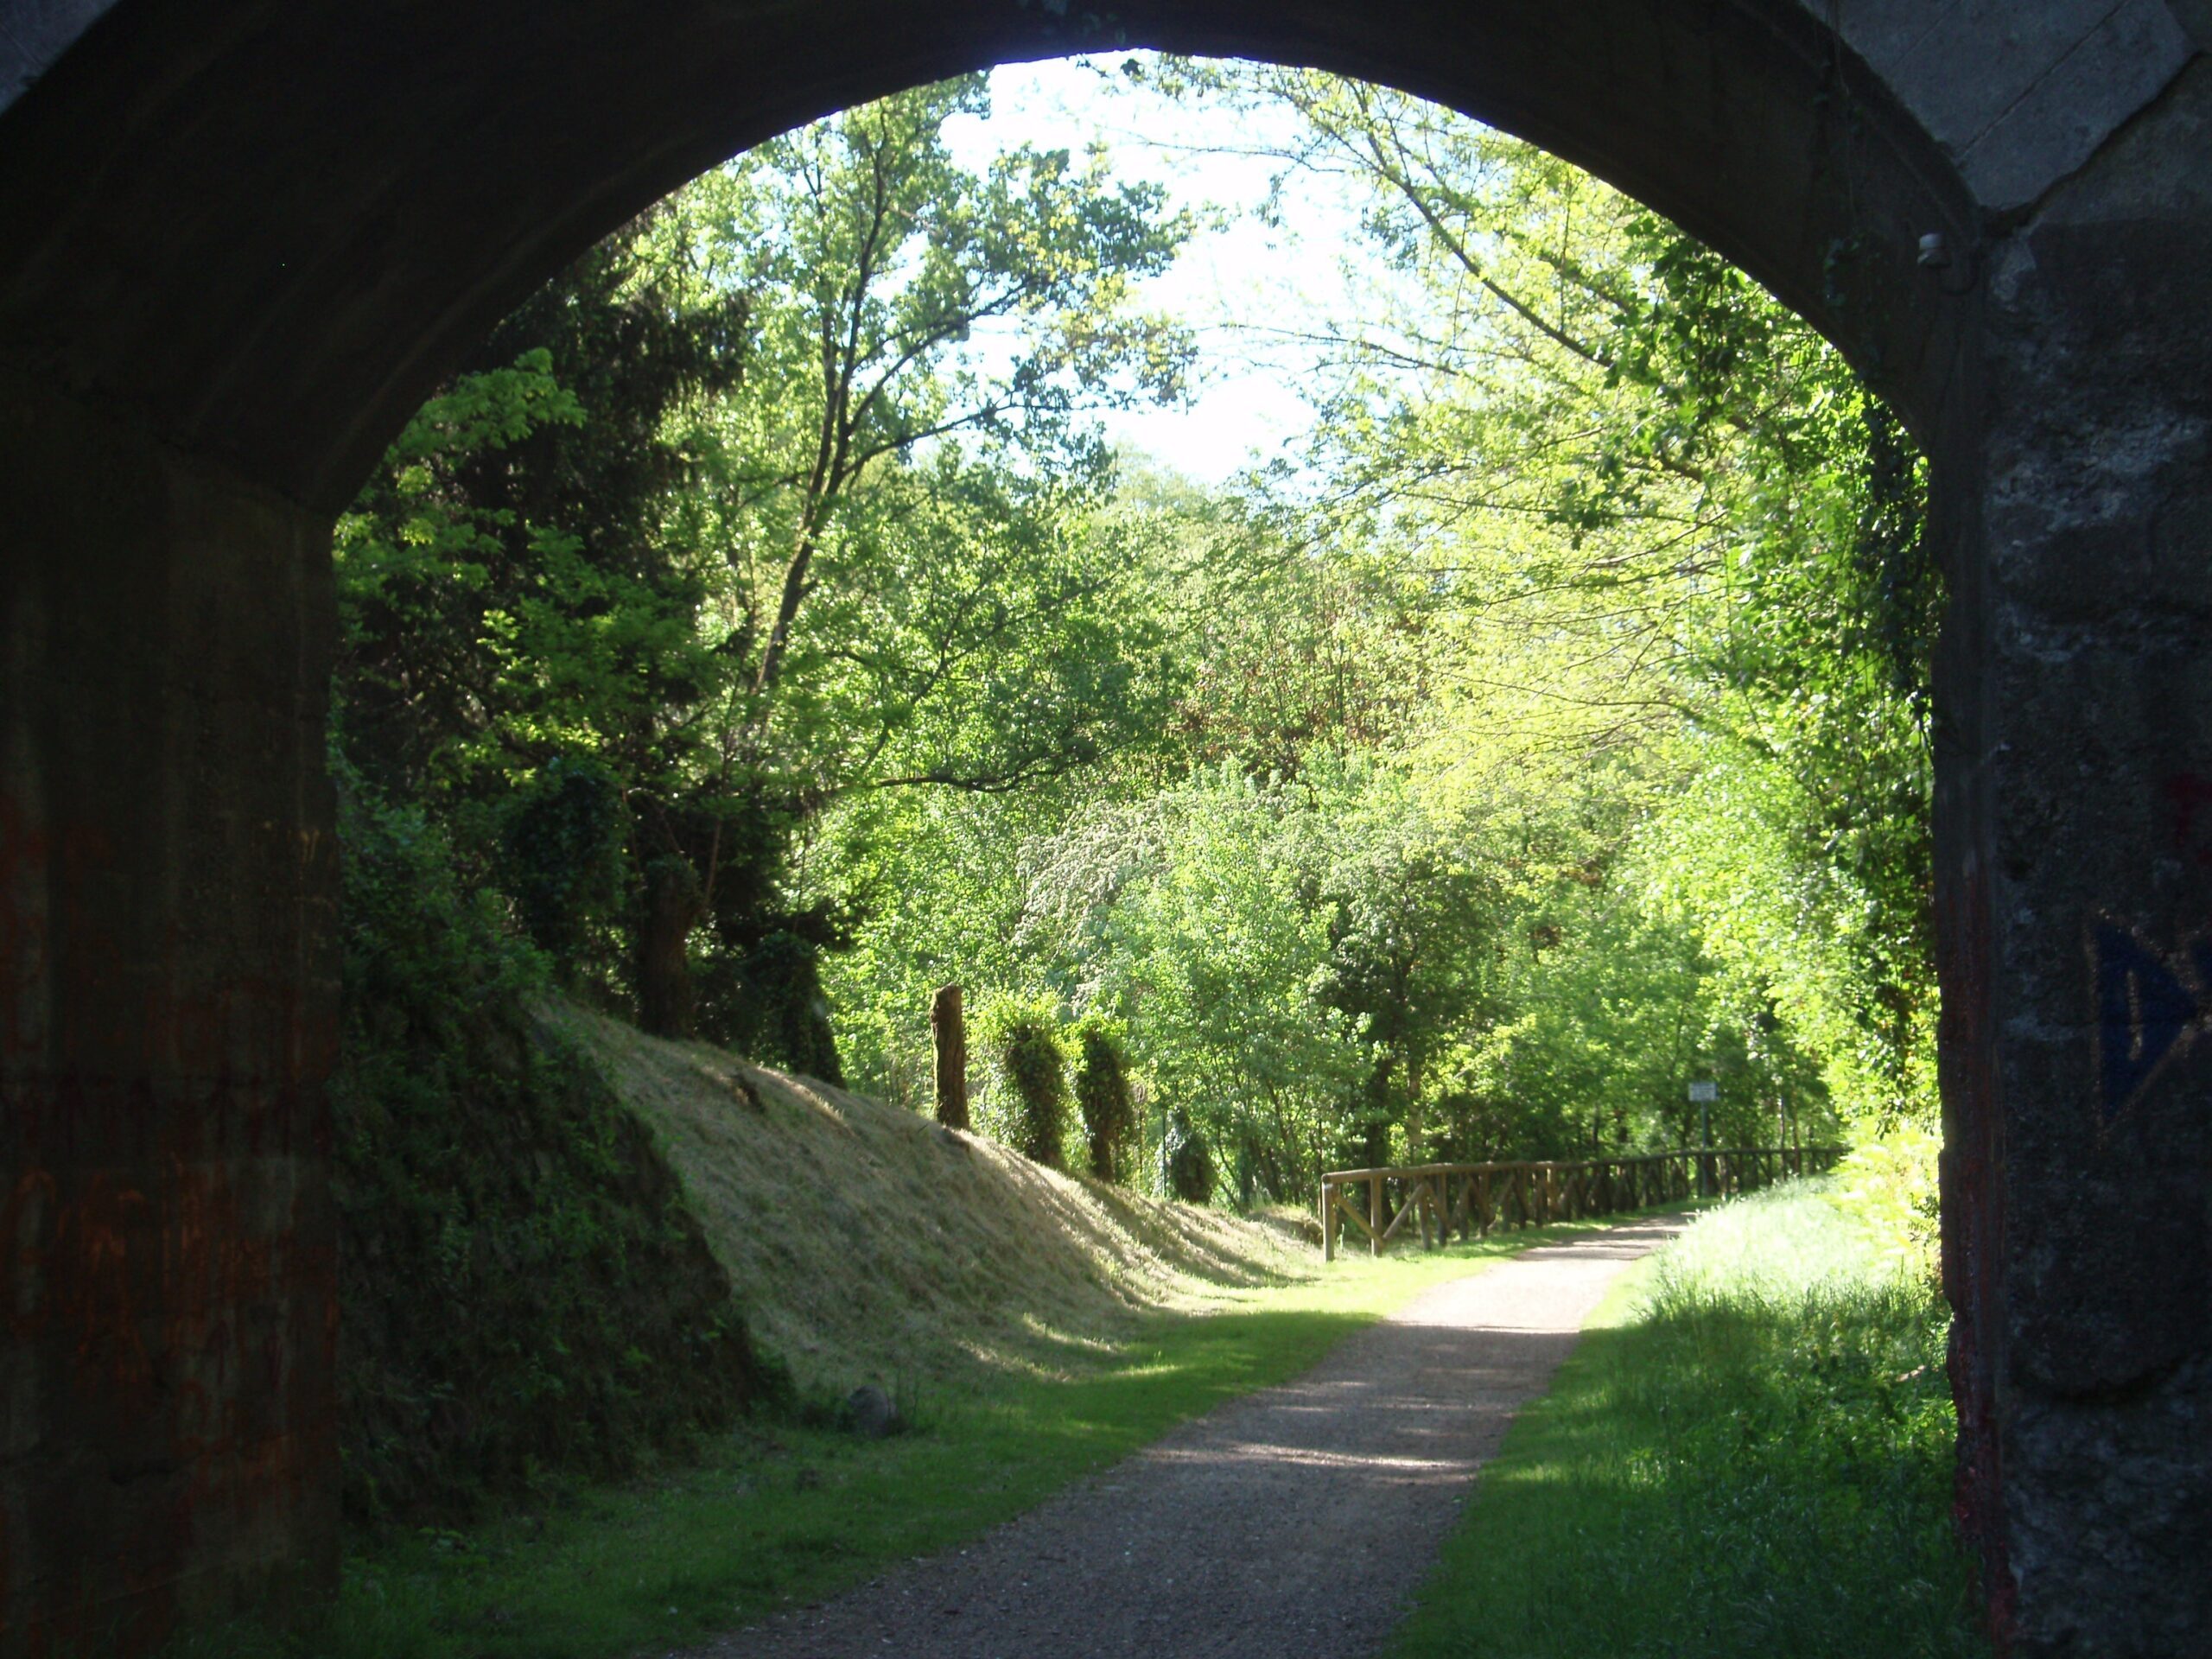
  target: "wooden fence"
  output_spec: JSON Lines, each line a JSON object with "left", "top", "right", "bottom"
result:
{"left": 1319, "top": 1144, "right": 1846, "bottom": 1260}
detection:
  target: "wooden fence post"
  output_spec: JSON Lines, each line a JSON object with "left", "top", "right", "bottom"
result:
{"left": 931, "top": 983, "right": 968, "bottom": 1130}
{"left": 1370, "top": 1173, "right": 1385, "bottom": 1258}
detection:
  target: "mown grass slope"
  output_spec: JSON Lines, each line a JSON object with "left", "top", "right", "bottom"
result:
{"left": 556, "top": 1005, "right": 1312, "bottom": 1396}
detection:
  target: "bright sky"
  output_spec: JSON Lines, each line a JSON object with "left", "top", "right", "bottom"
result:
{"left": 943, "top": 56, "right": 1392, "bottom": 486}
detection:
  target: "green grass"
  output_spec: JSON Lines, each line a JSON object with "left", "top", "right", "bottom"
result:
{"left": 172, "top": 1211, "right": 1650, "bottom": 1659}
{"left": 1387, "top": 1181, "right": 1989, "bottom": 1659}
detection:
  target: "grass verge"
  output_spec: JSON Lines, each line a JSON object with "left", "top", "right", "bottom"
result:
{"left": 1386, "top": 1181, "right": 1988, "bottom": 1659}
{"left": 171, "top": 1212, "right": 1652, "bottom": 1659}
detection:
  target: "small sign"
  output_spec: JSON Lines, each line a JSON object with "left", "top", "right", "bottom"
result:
{"left": 1687, "top": 1080, "right": 1717, "bottom": 1103}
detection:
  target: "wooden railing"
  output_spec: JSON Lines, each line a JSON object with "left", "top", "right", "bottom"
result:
{"left": 1319, "top": 1144, "right": 1846, "bottom": 1260}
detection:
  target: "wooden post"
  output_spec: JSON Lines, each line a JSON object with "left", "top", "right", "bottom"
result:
{"left": 1322, "top": 1179, "right": 1336, "bottom": 1262}
{"left": 931, "top": 983, "right": 968, "bottom": 1131}
{"left": 1370, "top": 1173, "right": 1385, "bottom": 1257}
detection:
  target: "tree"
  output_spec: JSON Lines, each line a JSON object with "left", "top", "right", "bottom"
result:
{"left": 335, "top": 76, "right": 1199, "bottom": 1054}
{"left": 629, "top": 76, "right": 1198, "bottom": 1035}
{"left": 1154, "top": 60, "right": 1937, "bottom": 1127}
{"left": 827, "top": 63, "right": 1904, "bottom": 1175}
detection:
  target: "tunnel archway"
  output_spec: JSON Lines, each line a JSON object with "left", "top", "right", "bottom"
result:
{"left": 1, "top": 3, "right": 2205, "bottom": 1654}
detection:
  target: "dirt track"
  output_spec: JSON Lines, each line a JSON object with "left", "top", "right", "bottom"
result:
{"left": 690, "top": 1216, "right": 1683, "bottom": 1659}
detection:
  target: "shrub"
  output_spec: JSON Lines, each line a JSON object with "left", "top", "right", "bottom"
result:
{"left": 1161, "top": 1106, "right": 1215, "bottom": 1204}
{"left": 1829, "top": 1123, "right": 1942, "bottom": 1285}
{"left": 1071, "top": 1017, "right": 1137, "bottom": 1182}
{"left": 983, "top": 996, "right": 1071, "bottom": 1168}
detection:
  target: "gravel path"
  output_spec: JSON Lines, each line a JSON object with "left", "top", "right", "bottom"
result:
{"left": 693, "top": 1215, "right": 1684, "bottom": 1659}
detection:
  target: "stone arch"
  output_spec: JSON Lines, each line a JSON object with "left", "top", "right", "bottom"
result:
{"left": 0, "top": 3, "right": 2204, "bottom": 1654}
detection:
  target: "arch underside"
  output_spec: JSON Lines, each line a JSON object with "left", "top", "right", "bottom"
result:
{"left": 0, "top": 0, "right": 1970, "bottom": 506}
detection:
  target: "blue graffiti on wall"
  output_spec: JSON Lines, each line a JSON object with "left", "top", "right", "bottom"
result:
{"left": 2090, "top": 919, "right": 2212, "bottom": 1128}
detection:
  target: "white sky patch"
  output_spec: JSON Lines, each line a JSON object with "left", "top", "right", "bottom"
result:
{"left": 941, "top": 56, "right": 1397, "bottom": 487}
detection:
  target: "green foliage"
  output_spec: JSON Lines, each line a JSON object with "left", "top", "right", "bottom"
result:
{"left": 707, "top": 930, "right": 847, "bottom": 1085}
{"left": 1161, "top": 1107, "right": 1216, "bottom": 1204}
{"left": 1390, "top": 1186, "right": 1986, "bottom": 1659}
{"left": 1071, "top": 1017, "right": 1138, "bottom": 1181}
{"left": 499, "top": 754, "right": 628, "bottom": 964}
{"left": 832, "top": 62, "right": 1933, "bottom": 1188}
{"left": 982, "top": 996, "right": 1071, "bottom": 1168}
{"left": 338, "top": 54, "right": 1932, "bottom": 1226}
{"left": 1016, "top": 766, "right": 1361, "bottom": 1200}
{"left": 1830, "top": 1124, "right": 1943, "bottom": 1285}
{"left": 334, "top": 78, "right": 1196, "bottom": 1049}
{"left": 333, "top": 769, "right": 767, "bottom": 1522}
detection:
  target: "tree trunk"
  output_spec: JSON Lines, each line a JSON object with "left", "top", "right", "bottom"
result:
{"left": 639, "top": 856, "right": 704, "bottom": 1039}
{"left": 931, "top": 983, "right": 968, "bottom": 1129}
{"left": 1360, "top": 1056, "right": 1395, "bottom": 1170}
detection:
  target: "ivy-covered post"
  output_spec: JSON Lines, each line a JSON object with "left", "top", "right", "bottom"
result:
{"left": 931, "top": 983, "right": 968, "bottom": 1130}
{"left": 987, "top": 1001, "right": 1070, "bottom": 1168}
{"left": 1072, "top": 1018, "right": 1136, "bottom": 1182}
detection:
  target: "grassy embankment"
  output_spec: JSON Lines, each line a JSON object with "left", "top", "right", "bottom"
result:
{"left": 176, "top": 1012, "right": 1643, "bottom": 1659}
{"left": 1389, "top": 1174, "right": 1990, "bottom": 1659}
